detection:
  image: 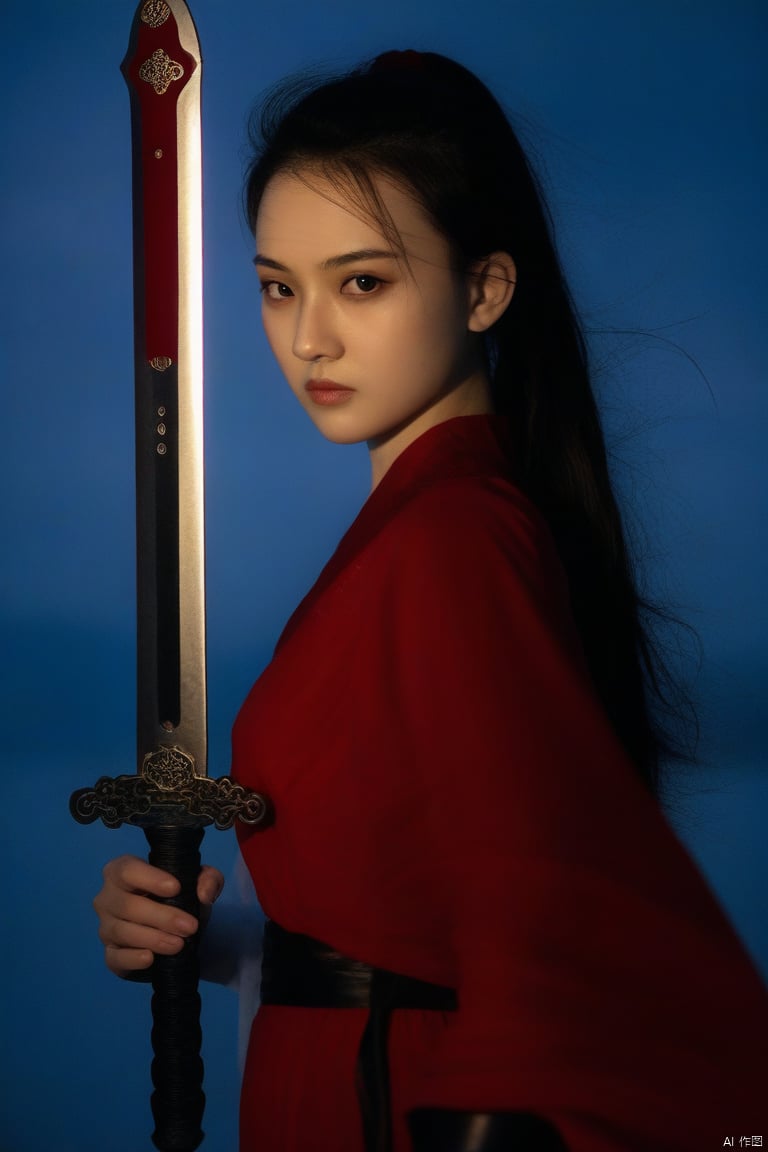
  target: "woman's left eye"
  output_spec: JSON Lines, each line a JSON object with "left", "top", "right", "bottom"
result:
{"left": 341, "top": 275, "right": 382, "bottom": 296}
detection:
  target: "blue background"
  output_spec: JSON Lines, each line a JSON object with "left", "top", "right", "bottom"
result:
{"left": 1, "top": 2, "right": 765, "bottom": 1150}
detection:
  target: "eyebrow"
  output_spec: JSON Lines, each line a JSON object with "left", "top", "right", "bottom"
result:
{"left": 253, "top": 248, "right": 399, "bottom": 273}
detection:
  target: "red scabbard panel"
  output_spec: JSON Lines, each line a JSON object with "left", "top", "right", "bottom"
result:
{"left": 122, "top": 9, "right": 198, "bottom": 364}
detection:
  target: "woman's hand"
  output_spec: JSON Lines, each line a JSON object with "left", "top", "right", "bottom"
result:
{"left": 94, "top": 854, "right": 224, "bottom": 978}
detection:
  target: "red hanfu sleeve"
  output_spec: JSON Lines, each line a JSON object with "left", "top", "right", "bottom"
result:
{"left": 365, "top": 475, "right": 766, "bottom": 1150}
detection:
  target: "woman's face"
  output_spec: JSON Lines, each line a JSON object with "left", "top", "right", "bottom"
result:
{"left": 254, "top": 169, "right": 492, "bottom": 483}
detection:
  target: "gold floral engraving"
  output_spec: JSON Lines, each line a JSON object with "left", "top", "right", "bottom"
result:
{"left": 139, "top": 48, "right": 184, "bottom": 96}
{"left": 141, "top": 1, "right": 170, "bottom": 28}
{"left": 150, "top": 356, "right": 173, "bottom": 371}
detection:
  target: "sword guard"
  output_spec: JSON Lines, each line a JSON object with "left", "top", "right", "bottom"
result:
{"left": 70, "top": 759, "right": 273, "bottom": 830}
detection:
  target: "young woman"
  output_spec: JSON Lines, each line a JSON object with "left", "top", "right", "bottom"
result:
{"left": 94, "top": 51, "right": 767, "bottom": 1152}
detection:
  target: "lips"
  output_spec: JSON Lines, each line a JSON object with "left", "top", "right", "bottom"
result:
{"left": 305, "top": 379, "right": 355, "bottom": 405}
{"left": 306, "top": 379, "right": 354, "bottom": 393}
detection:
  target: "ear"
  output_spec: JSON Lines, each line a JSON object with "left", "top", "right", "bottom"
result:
{"left": 466, "top": 252, "right": 516, "bottom": 333}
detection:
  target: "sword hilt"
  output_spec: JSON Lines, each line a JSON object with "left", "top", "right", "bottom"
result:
{"left": 70, "top": 766, "right": 273, "bottom": 1149}
{"left": 146, "top": 825, "right": 205, "bottom": 1152}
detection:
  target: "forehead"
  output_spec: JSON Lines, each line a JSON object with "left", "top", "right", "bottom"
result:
{"left": 255, "top": 169, "right": 449, "bottom": 267}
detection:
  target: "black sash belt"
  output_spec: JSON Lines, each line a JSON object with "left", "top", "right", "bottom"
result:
{"left": 260, "top": 921, "right": 457, "bottom": 1152}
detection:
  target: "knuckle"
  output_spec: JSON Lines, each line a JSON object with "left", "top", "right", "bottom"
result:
{"left": 104, "top": 854, "right": 137, "bottom": 880}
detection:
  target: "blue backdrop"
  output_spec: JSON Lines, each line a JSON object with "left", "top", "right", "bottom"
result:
{"left": 1, "top": 2, "right": 765, "bottom": 1150}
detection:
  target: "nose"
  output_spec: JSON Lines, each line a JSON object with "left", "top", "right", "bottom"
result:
{"left": 292, "top": 296, "right": 343, "bottom": 363}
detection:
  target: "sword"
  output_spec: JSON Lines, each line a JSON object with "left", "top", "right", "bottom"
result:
{"left": 70, "top": 4, "right": 272, "bottom": 1149}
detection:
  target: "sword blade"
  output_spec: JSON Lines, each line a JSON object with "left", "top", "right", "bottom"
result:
{"left": 70, "top": 7, "right": 272, "bottom": 1146}
{"left": 123, "top": 0, "right": 206, "bottom": 779}
{"left": 123, "top": 5, "right": 206, "bottom": 1150}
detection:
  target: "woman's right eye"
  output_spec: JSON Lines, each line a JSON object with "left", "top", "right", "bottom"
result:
{"left": 260, "top": 280, "right": 294, "bottom": 300}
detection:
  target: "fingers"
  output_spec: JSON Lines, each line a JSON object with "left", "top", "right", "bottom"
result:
{"left": 101, "top": 854, "right": 181, "bottom": 899}
{"left": 104, "top": 943, "right": 158, "bottom": 977}
{"left": 97, "top": 889, "right": 198, "bottom": 941}
{"left": 95, "top": 853, "right": 210, "bottom": 979}
{"left": 100, "top": 914, "right": 189, "bottom": 977}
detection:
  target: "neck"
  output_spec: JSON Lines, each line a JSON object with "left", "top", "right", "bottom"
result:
{"left": 367, "top": 371, "right": 493, "bottom": 490}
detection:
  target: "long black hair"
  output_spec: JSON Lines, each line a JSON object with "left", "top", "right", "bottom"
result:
{"left": 244, "top": 50, "right": 695, "bottom": 793}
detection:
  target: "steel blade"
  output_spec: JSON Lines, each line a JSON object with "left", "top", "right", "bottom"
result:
{"left": 122, "top": 0, "right": 206, "bottom": 781}
{"left": 70, "top": 9, "right": 271, "bottom": 1144}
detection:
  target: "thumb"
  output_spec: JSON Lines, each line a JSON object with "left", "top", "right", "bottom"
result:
{"left": 197, "top": 865, "right": 225, "bottom": 906}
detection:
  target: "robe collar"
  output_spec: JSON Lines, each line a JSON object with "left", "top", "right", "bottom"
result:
{"left": 366, "top": 412, "right": 512, "bottom": 517}
{"left": 276, "top": 414, "right": 515, "bottom": 651}
{"left": 335, "top": 414, "right": 515, "bottom": 567}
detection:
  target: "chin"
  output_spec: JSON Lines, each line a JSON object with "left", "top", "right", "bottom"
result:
{"left": 323, "top": 425, "right": 373, "bottom": 446}
{"left": 303, "top": 415, "right": 367, "bottom": 446}
{"left": 300, "top": 407, "right": 371, "bottom": 446}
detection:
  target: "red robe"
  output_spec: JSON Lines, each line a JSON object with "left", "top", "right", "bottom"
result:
{"left": 233, "top": 415, "right": 766, "bottom": 1152}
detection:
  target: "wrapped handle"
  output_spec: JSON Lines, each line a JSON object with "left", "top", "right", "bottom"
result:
{"left": 145, "top": 825, "right": 205, "bottom": 1151}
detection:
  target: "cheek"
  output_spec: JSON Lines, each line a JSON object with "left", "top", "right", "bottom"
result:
{"left": 381, "top": 295, "right": 455, "bottom": 366}
{"left": 261, "top": 309, "right": 292, "bottom": 365}
{"left": 406, "top": 299, "right": 468, "bottom": 378}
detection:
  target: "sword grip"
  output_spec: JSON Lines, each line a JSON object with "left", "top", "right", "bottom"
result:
{"left": 145, "top": 825, "right": 206, "bottom": 1152}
